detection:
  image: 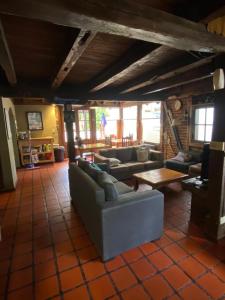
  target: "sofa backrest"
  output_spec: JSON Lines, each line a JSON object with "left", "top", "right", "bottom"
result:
{"left": 189, "top": 149, "right": 203, "bottom": 163}
{"left": 69, "top": 163, "right": 105, "bottom": 206}
{"left": 99, "top": 146, "right": 138, "bottom": 163}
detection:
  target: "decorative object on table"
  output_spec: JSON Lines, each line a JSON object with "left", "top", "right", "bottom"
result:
{"left": 18, "top": 131, "right": 28, "bottom": 140}
{"left": 26, "top": 112, "right": 43, "bottom": 130}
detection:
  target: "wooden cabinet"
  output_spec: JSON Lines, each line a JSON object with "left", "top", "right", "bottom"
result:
{"left": 18, "top": 137, "right": 55, "bottom": 166}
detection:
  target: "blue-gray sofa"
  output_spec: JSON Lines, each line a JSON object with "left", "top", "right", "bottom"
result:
{"left": 94, "top": 145, "right": 164, "bottom": 180}
{"left": 69, "top": 161, "right": 164, "bottom": 261}
{"left": 165, "top": 149, "right": 203, "bottom": 174}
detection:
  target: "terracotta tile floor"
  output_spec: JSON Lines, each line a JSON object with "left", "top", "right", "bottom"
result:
{"left": 0, "top": 161, "right": 225, "bottom": 300}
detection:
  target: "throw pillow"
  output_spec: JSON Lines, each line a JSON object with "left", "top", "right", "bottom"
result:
{"left": 86, "top": 164, "right": 103, "bottom": 181}
{"left": 136, "top": 147, "right": 149, "bottom": 162}
{"left": 172, "top": 152, "right": 185, "bottom": 162}
{"left": 90, "top": 162, "right": 102, "bottom": 171}
{"left": 97, "top": 172, "right": 118, "bottom": 201}
{"left": 108, "top": 157, "right": 121, "bottom": 167}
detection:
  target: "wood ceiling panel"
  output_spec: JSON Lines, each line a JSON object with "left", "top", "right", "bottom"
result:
{"left": 64, "top": 33, "right": 135, "bottom": 84}
{"left": 110, "top": 47, "right": 184, "bottom": 87}
{"left": 1, "top": 14, "right": 79, "bottom": 83}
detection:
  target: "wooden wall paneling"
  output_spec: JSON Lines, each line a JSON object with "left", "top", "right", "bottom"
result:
{"left": 212, "top": 89, "right": 225, "bottom": 141}
{"left": 206, "top": 149, "right": 225, "bottom": 239}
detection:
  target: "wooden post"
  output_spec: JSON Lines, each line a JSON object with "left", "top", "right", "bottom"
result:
{"left": 137, "top": 103, "right": 142, "bottom": 144}
{"left": 205, "top": 89, "right": 225, "bottom": 239}
{"left": 64, "top": 104, "right": 75, "bottom": 162}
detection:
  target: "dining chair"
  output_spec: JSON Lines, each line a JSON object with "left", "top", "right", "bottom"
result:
{"left": 122, "top": 136, "right": 132, "bottom": 147}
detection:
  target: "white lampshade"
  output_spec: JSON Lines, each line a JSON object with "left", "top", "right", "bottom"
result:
{"left": 213, "top": 68, "right": 225, "bottom": 90}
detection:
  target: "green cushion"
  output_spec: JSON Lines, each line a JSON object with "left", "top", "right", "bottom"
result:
{"left": 97, "top": 172, "right": 118, "bottom": 201}
{"left": 90, "top": 162, "right": 102, "bottom": 171}
{"left": 86, "top": 164, "right": 103, "bottom": 181}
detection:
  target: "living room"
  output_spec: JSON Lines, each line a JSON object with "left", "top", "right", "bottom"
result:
{"left": 0, "top": 1, "right": 225, "bottom": 299}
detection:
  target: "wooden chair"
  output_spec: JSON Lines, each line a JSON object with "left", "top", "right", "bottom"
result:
{"left": 122, "top": 136, "right": 133, "bottom": 147}
{"left": 105, "top": 136, "right": 112, "bottom": 147}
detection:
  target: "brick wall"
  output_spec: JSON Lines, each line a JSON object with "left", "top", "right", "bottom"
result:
{"left": 163, "top": 97, "right": 192, "bottom": 159}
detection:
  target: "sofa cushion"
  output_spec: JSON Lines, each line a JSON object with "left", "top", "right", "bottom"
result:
{"left": 108, "top": 174, "right": 118, "bottom": 183}
{"left": 136, "top": 147, "right": 149, "bottom": 162}
{"left": 131, "top": 146, "right": 140, "bottom": 161}
{"left": 99, "top": 148, "right": 116, "bottom": 158}
{"left": 189, "top": 150, "right": 202, "bottom": 163}
{"left": 86, "top": 164, "right": 103, "bottom": 181}
{"left": 144, "top": 160, "right": 162, "bottom": 170}
{"left": 165, "top": 159, "right": 195, "bottom": 173}
{"left": 124, "top": 162, "right": 145, "bottom": 172}
{"left": 108, "top": 157, "right": 121, "bottom": 167}
{"left": 97, "top": 172, "right": 118, "bottom": 201}
{"left": 115, "top": 147, "right": 133, "bottom": 162}
{"left": 114, "top": 181, "right": 133, "bottom": 195}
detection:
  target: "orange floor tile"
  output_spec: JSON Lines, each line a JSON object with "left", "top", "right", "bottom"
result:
{"left": 0, "top": 161, "right": 225, "bottom": 299}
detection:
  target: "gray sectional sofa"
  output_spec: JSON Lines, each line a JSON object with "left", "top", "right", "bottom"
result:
{"left": 94, "top": 145, "right": 164, "bottom": 180}
{"left": 69, "top": 160, "right": 164, "bottom": 261}
{"left": 164, "top": 149, "right": 203, "bottom": 174}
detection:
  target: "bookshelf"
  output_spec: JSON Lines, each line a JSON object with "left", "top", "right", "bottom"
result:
{"left": 18, "top": 137, "right": 55, "bottom": 166}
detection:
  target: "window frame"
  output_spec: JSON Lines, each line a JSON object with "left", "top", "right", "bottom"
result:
{"left": 122, "top": 105, "right": 138, "bottom": 140}
{"left": 77, "top": 109, "right": 91, "bottom": 141}
{"left": 141, "top": 102, "right": 161, "bottom": 144}
{"left": 191, "top": 104, "right": 214, "bottom": 144}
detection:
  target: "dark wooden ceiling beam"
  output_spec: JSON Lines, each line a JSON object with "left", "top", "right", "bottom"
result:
{"left": 0, "top": 19, "right": 16, "bottom": 85}
{"left": 1, "top": 1, "right": 225, "bottom": 52}
{"left": 52, "top": 29, "right": 96, "bottom": 88}
{"left": 88, "top": 42, "right": 160, "bottom": 92}
{"left": 125, "top": 63, "right": 215, "bottom": 96}
{"left": 83, "top": 53, "right": 214, "bottom": 99}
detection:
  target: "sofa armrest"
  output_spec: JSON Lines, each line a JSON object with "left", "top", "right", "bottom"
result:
{"left": 94, "top": 153, "right": 110, "bottom": 166}
{"left": 149, "top": 149, "right": 164, "bottom": 162}
{"left": 99, "top": 190, "right": 164, "bottom": 260}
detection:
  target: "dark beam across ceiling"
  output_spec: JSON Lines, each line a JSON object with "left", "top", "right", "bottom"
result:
{"left": 1, "top": 1, "right": 225, "bottom": 52}
{"left": 124, "top": 62, "right": 215, "bottom": 96}
{"left": 80, "top": 53, "right": 214, "bottom": 100}
{"left": 0, "top": 18, "right": 16, "bottom": 85}
{"left": 88, "top": 42, "right": 160, "bottom": 92}
{"left": 52, "top": 29, "right": 96, "bottom": 88}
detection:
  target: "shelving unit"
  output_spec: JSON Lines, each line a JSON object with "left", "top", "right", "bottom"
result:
{"left": 18, "top": 137, "right": 55, "bottom": 166}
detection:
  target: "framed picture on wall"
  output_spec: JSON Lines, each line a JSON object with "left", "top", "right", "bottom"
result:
{"left": 26, "top": 112, "right": 43, "bottom": 130}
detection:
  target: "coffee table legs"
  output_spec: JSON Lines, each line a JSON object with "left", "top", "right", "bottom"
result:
{"left": 134, "top": 179, "right": 139, "bottom": 191}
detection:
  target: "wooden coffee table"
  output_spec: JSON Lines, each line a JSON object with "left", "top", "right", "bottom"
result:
{"left": 133, "top": 168, "right": 189, "bottom": 190}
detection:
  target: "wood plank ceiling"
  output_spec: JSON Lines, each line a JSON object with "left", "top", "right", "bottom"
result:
{"left": 0, "top": 0, "right": 225, "bottom": 103}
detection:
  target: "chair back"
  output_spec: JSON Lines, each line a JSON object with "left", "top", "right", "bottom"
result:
{"left": 105, "top": 136, "right": 112, "bottom": 146}
{"left": 122, "top": 136, "right": 132, "bottom": 147}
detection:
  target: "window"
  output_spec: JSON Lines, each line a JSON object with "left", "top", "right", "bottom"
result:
{"left": 193, "top": 106, "right": 214, "bottom": 142}
{"left": 95, "top": 107, "right": 119, "bottom": 139}
{"left": 123, "top": 106, "right": 137, "bottom": 140}
{"left": 142, "top": 102, "right": 161, "bottom": 143}
{"left": 78, "top": 110, "right": 90, "bottom": 140}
